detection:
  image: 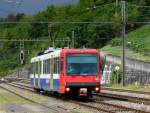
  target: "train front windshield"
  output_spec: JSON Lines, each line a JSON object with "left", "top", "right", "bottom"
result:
{"left": 67, "top": 54, "right": 98, "bottom": 75}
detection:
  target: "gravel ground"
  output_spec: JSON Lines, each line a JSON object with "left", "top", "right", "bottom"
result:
{"left": 4, "top": 104, "right": 55, "bottom": 113}
{"left": 98, "top": 90, "right": 150, "bottom": 112}
{"left": 0, "top": 88, "right": 56, "bottom": 113}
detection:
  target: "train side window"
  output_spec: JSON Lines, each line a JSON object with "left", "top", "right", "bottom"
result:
{"left": 55, "top": 58, "right": 57, "bottom": 74}
{"left": 43, "top": 60, "right": 46, "bottom": 74}
{"left": 54, "top": 58, "right": 57, "bottom": 73}
{"left": 47, "top": 60, "right": 48, "bottom": 74}
{"left": 39, "top": 61, "right": 41, "bottom": 74}
{"left": 45, "top": 60, "right": 47, "bottom": 74}
{"left": 47, "top": 59, "right": 50, "bottom": 74}
{"left": 44, "top": 60, "right": 46, "bottom": 74}
{"left": 54, "top": 58, "right": 56, "bottom": 73}
{"left": 55, "top": 58, "right": 57, "bottom": 73}
{"left": 34, "top": 62, "right": 36, "bottom": 74}
{"left": 57, "top": 58, "right": 60, "bottom": 73}
{"left": 36, "top": 62, "right": 38, "bottom": 74}
{"left": 35, "top": 62, "right": 37, "bottom": 74}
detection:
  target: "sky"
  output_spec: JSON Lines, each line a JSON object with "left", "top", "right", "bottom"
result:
{"left": 0, "top": 0, "right": 79, "bottom": 17}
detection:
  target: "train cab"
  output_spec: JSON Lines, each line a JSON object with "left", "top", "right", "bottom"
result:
{"left": 59, "top": 49, "right": 101, "bottom": 97}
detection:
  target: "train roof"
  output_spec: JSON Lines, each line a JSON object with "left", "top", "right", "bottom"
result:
{"left": 31, "top": 49, "right": 61, "bottom": 62}
{"left": 31, "top": 48, "right": 100, "bottom": 62}
{"left": 61, "top": 48, "right": 99, "bottom": 53}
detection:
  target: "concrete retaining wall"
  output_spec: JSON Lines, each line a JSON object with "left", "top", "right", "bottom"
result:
{"left": 103, "top": 55, "right": 150, "bottom": 85}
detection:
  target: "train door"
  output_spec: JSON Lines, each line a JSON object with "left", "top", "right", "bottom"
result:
{"left": 59, "top": 56, "right": 65, "bottom": 93}
{"left": 50, "top": 55, "right": 54, "bottom": 90}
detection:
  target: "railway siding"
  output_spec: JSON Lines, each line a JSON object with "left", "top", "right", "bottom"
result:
{"left": 101, "top": 89, "right": 150, "bottom": 100}
{"left": 92, "top": 89, "right": 150, "bottom": 112}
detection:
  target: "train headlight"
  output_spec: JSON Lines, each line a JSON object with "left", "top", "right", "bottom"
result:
{"left": 66, "top": 87, "right": 70, "bottom": 92}
{"left": 95, "top": 87, "right": 99, "bottom": 92}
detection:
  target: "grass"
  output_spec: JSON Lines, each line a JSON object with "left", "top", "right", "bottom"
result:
{"left": 0, "top": 88, "right": 30, "bottom": 105}
{"left": 101, "top": 25, "right": 150, "bottom": 62}
{"left": 111, "top": 83, "right": 150, "bottom": 92}
{"left": 101, "top": 45, "right": 150, "bottom": 62}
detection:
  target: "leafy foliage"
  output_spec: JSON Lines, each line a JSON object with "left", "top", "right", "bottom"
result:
{"left": 0, "top": 0, "right": 149, "bottom": 76}
{"left": 110, "top": 68, "right": 122, "bottom": 84}
{"left": 111, "top": 25, "right": 150, "bottom": 55}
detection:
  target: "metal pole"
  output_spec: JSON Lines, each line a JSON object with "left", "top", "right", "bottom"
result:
{"left": 121, "top": 1, "right": 126, "bottom": 86}
{"left": 18, "top": 40, "right": 24, "bottom": 78}
{"left": 72, "top": 31, "right": 75, "bottom": 48}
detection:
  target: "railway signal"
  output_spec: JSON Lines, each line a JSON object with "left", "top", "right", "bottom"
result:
{"left": 20, "top": 50, "right": 24, "bottom": 65}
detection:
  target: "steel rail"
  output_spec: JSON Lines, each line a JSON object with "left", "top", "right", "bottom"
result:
{"left": 94, "top": 92, "right": 150, "bottom": 106}
{"left": 102, "top": 87, "right": 150, "bottom": 95}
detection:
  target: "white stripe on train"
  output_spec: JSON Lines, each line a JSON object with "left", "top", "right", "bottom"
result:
{"left": 30, "top": 74, "right": 59, "bottom": 79}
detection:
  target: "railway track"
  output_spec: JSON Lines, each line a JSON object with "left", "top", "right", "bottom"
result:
{"left": 94, "top": 92, "right": 150, "bottom": 106}
{"left": 0, "top": 83, "right": 69, "bottom": 113}
{"left": 71, "top": 99, "right": 149, "bottom": 113}
{"left": 96, "top": 87, "right": 150, "bottom": 105}
{"left": 3, "top": 82, "right": 150, "bottom": 113}
{"left": 102, "top": 87, "right": 150, "bottom": 95}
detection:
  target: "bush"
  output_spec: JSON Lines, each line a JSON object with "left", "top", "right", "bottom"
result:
{"left": 0, "top": 71, "right": 8, "bottom": 77}
{"left": 110, "top": 67, "right": 122, "bottom": 84}
{"left": 110, "top": 38, "right": 121, "bottom": 46}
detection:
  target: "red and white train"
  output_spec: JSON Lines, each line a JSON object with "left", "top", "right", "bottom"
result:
{"left": 30, "top": 48, "right": 101, "bottom": 97}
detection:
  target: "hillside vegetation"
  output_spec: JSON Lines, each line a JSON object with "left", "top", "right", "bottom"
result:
{"left": 101, "top": 25, "right": 150, "bottom": 62}
{"left": 0, "top": 0, "right": 150, "bottom": 76}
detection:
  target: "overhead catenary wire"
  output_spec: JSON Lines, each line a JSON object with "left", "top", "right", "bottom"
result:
{"left": 0, "top": 37, "right": 113, "bottom": 42}
{"left": 0, "top": 21, "right": 116, "bottom": 24}
{"left": 127, "top": 4, "right": 150, "bottom": 8}
{"left": 0, "top": 39, "right": 71, "bottom": 42}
